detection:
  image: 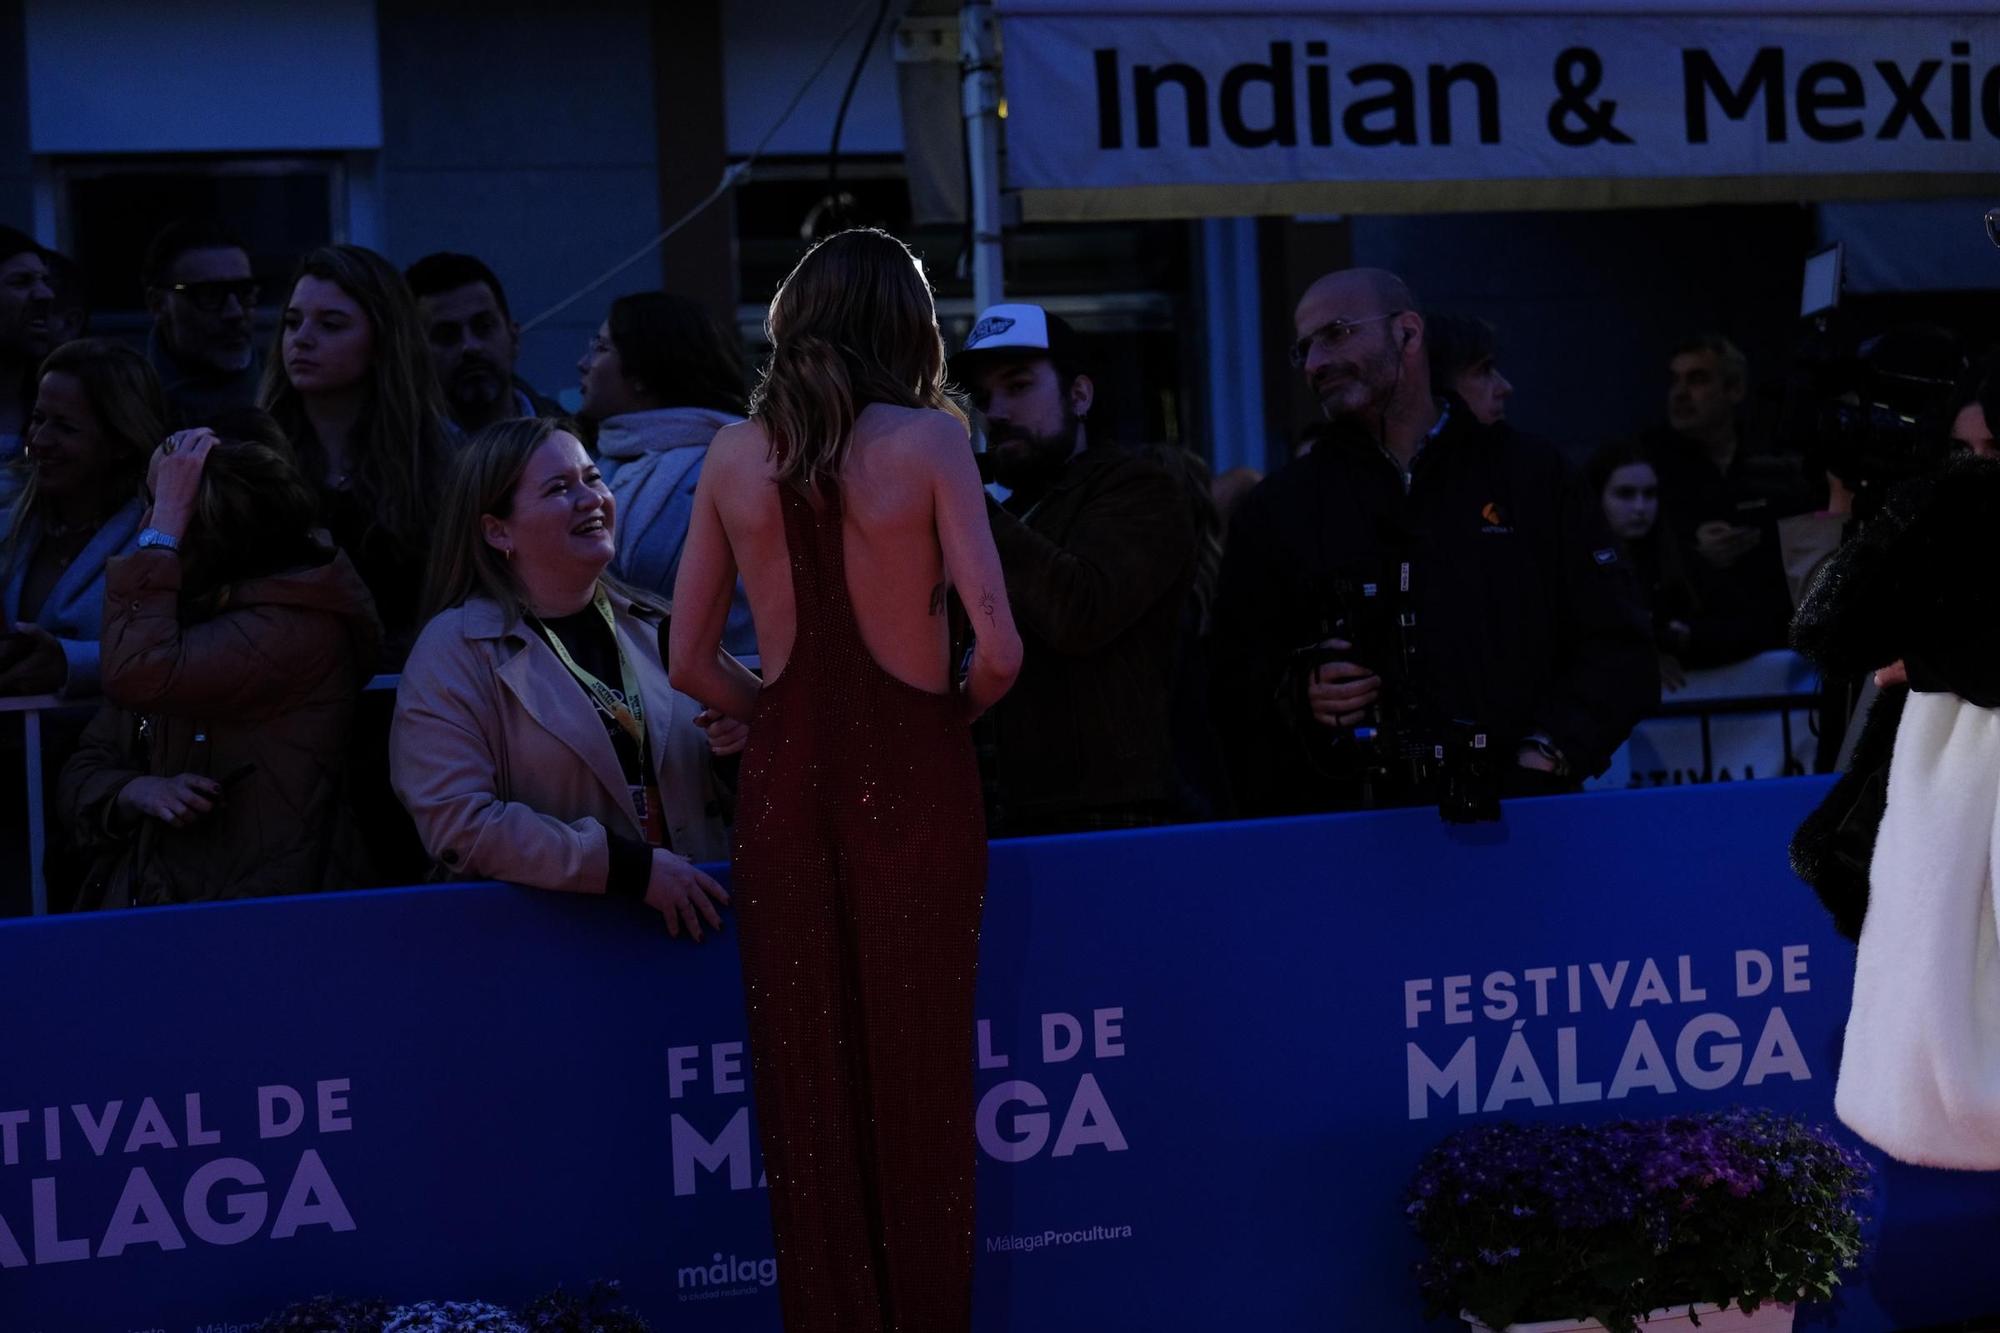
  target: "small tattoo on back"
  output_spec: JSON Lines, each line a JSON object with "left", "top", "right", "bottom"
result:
{"left": 979, "top": 587, "right": 997, "bottom": 625}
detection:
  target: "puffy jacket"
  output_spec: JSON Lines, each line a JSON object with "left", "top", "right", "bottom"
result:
{"left": 598, "top": 407, "right": 757, "bottom": 660}
{"left": 1211, "top": 402, "right": 1658, "bottom": 816}
{"left": 57, "top": 545, "right": 383, "bottom": 906}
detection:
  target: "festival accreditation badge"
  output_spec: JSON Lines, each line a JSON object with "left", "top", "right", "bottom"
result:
{"left": 634, "top": 782, "right": 667, "bottom": 847}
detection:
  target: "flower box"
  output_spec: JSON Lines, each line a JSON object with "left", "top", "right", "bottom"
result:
{"left": 1464, "top": 1300, "right": 1795, "bottom": 1332}
{"left": 1407, "top": 1109, "right": 1869, "bottom": 1333}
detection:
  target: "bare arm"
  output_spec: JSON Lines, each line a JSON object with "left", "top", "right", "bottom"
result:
{"left": 668, "top": 435, "right": 762, "bottom": 721}
{"left": 930, "top": 418, "right": 1023, "bottom": 718}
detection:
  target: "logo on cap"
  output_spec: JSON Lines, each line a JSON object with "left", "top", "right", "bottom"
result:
{"left": 966, "top": 315, "right": 1017, "bottom": 347}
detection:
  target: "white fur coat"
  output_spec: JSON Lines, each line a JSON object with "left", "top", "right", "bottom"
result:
{"left": 1836, "top": 690, "right": 2000, "bottom": 1169}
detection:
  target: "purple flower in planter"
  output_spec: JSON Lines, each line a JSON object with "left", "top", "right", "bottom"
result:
{"left": 1404, "top": 1108, "right": 1872, "bottom": 1333}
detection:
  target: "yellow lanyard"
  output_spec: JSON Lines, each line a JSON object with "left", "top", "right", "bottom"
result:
{"left": 534, "top": 588, "right": 647, "bottom": 748}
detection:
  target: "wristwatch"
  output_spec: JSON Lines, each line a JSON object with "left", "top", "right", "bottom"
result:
{"left": 136, "top": 527, "right": 181, "bottom": 552}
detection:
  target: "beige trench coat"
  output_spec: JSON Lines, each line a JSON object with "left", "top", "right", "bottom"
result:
{"left": 390, "top": 592, "right": 730, "bottom": 894}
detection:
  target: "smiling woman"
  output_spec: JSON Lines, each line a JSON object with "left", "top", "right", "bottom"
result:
{"left": 390, "top": 416, "right": 752, "bottom": 934}
{"left": 0, "top": 339, "right": 167, "bottom": 699}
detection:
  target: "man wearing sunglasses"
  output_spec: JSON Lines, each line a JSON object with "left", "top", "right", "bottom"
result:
{"left": 1211, "top": 267, "right": 1656, "bottom": 817}
{"left": 142, "top": 219, "right": 262, "bottom": 427}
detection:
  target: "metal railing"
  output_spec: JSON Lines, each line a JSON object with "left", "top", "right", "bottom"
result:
{"left": 6, "top": 674, "right": 1830, "bottom": 916}
{"left": 1651, "top": 691, "right": 1822, "bottom": 783}
{"left": 6, "top": 676, "right": 400, "bottom": 916}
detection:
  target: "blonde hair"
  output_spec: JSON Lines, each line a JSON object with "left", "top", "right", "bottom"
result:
{"left": 4, "top": 339, "right": 168, "bottom": 566}
{"left": 421, "top": 416, "right": 656, "bottom": 624}
{"left": 750, "top": 228, "right": 964, "bottom": 494}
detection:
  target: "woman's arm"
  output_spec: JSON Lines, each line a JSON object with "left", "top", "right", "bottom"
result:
{"left": 928, "top": 415, "right": 1023, "bottom": 719}
{"left": 668, "top": 431, "right": 761, "bottom": 721}
{"left": 98, "top": 551, "right": 351, "bottom": 714}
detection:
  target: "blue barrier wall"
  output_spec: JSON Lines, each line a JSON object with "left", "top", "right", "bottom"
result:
{"left": 2, "top": 777, "right": 1996, "bottom": 1331}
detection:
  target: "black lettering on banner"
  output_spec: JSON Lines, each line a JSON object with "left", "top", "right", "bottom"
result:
{"left": 1684, "top": 47, "right": 1786, "bottom": 144}
{"left": 1875, "top": 59, "right": 1945, "bottom": 139}
{"left": 1797, "top": 60, "right": 1864, "bottom": 142}
{"left": 1987, "top": 65, "right": 2000, "bottom": 138}
{"left": 1428, "top": 63, "right": 1501, "bottom": 145}
{"left": 1345, "top": 63, "right": 1419, "bottom": 146}
{"left": 1953, "top": 41, "right": 1974, "bottom": 140}
{"left": 1134, "top": 62, "right": 1209, "bottom": 148}
{"left": 1221, "top": 41, "right": 1297, "bottom": 147}
{"left": 1548, "top": 47, "right": 1633, "bottom": 145}
{"left": 1094, "top": 48, "right": 1123, "bottom": 149}
{"left": 1305, "top": 40, "right": 1334, "bottom": 145}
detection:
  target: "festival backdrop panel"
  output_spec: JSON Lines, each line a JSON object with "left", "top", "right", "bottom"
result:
{"left": 1, "top": 778, "right": 1995, "bottom": 1330}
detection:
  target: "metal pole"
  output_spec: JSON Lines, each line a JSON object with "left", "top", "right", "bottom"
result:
{"left": 961, "top": 0, "right": 1004, "bottom": 312}
{"left": 25, "top": 706, "right": 46, "bottom": 916}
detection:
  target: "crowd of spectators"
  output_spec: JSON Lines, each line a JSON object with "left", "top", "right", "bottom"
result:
{"left": 2, "top": 216, "right": 1995, "bottom": 915}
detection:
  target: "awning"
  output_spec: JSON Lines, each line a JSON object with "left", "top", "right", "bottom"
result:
{"left": 996, "top": 1, "right": 2000, "bottom": 220}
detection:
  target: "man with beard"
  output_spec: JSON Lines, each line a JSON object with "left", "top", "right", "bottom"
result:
{"left": 0, "top": 226, "right": 56, "bottom": 513}
{"left": 1210, "top": 268, "right": 1656, "bottom": 816}
{"left": 405, "top": 252, "right": 561, "bottom": 435}
{"left": 141, "top": 220, "right": 262, "bottom": 426}
{"left": 952, "top": 303, "right": 1198, "bottom": 834}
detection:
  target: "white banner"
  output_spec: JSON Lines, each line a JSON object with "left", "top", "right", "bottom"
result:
{"left": 1001, "top": 12, "right": 2000, "bottom": 204}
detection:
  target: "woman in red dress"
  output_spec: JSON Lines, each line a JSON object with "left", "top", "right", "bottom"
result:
{"left": 668, "top": 228, "right": 1021, "bottom": 1332}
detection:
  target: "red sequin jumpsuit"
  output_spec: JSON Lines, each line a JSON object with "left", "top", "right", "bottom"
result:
{"left": 731, "top": 476, "right": 987, "bottom": 1332}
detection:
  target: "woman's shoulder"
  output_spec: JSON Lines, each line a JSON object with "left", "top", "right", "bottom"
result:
{"left": 858, "top": 405, "right": 971, "bottom": 466}
{"left": 402, "top": 598, "right": 509, "bottom": 675}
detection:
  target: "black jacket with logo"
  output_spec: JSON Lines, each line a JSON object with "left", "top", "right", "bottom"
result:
{"left": 1210, "top": 402, "right": 1658, "bottom": 816}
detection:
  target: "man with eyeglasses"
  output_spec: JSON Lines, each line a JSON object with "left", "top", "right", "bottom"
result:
{"left": 141, "top": 219, "right": 262, "bottom": 427}
{"left": 1210, "top": 267, "right": 1656, "bottom": 817}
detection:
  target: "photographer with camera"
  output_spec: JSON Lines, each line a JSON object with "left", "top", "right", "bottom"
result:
{"left": 952, "top": 304, "right": 1198, "bottom": 835}
{"left": 1211, "top": 268, "right": 1657, "bottom": 818}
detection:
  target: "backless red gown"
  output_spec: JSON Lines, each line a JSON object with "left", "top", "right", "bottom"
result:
{"left": 731, "top": 475, "right": 987, "bottom": 1332}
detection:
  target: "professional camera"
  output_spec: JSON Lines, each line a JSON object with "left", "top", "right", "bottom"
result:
{"left": 1279, "top": 573, "right": 1501, "bottom": 823}
{"left": 1782, "top": 245, "right": 1966, "bottom": 521}
{"left": 1783, "top": 324, "right": 1964, "bottom": 519}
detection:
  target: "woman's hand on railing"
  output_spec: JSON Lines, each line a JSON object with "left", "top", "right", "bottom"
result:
{"left": 643, "top": 849, "right": 730, "bottom": 942}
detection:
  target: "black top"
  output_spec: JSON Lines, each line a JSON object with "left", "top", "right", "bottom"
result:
{"left": 323, "top": 489, "right": 424, "bottom": 669}
{"left": 529, "top": 602, "right": 666, "bottom": 896}
{"left": 532, "top": 605, "right": 646, "bottom": 785}
{"left": 1639, "top": 425, "right": 1803, "bottom": 666}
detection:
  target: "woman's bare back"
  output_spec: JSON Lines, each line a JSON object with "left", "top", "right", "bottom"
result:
{"left": 707, "top": 404, "right": 960, "bottom": 694}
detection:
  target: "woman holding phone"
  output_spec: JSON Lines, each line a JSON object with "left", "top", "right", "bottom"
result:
{"left": 56, "top": 412, "right": 382, "bottom": 907}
